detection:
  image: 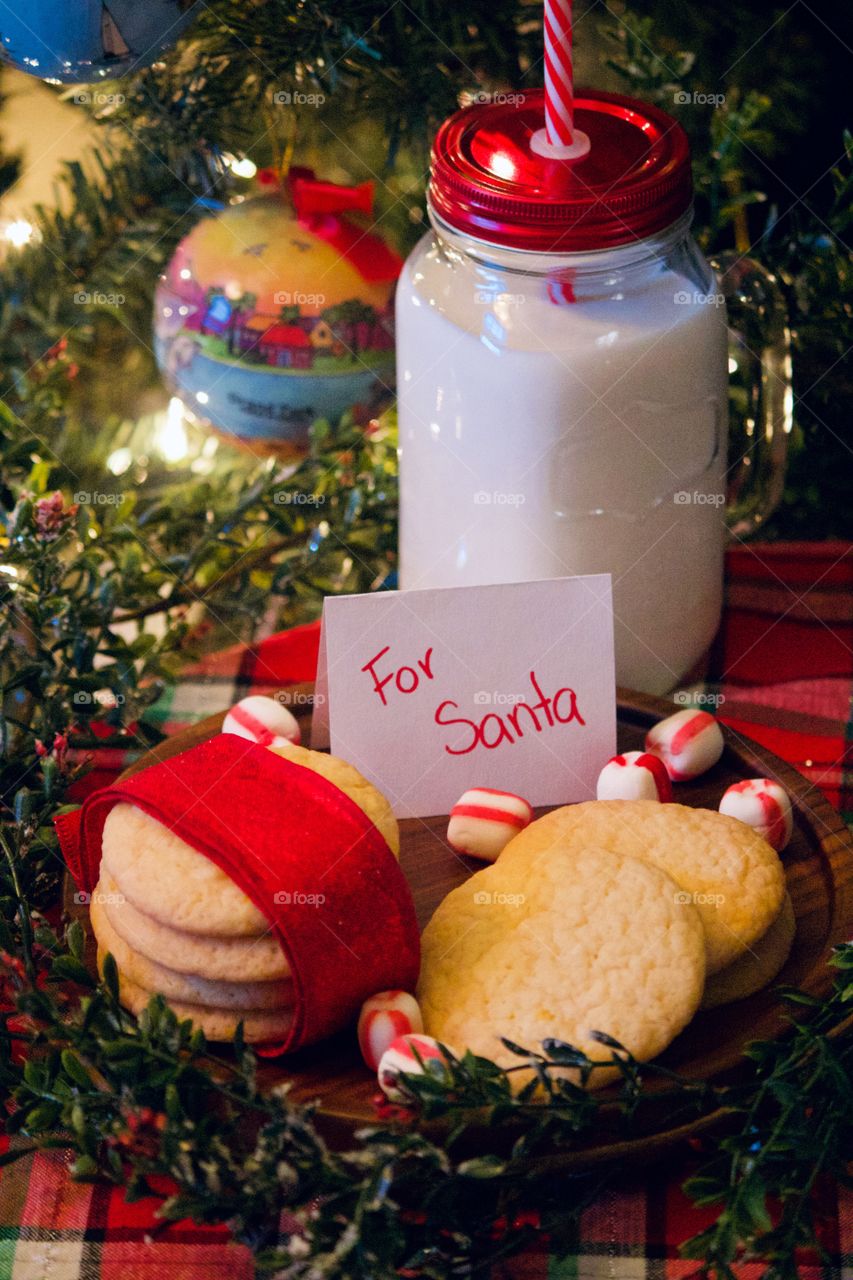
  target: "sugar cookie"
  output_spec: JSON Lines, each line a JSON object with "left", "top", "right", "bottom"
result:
{"left": 419, "top": 846, "right": 706, "bottom": 1084}
{"left": 500, "top": 800, "right": 785, "bottom": 975}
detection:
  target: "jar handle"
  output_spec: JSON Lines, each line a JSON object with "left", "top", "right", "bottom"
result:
{"left": 711, "top": 251, "right": 792, "bottom": 539}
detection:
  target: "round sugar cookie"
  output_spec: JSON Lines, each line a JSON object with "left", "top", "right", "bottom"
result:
{"left": 101, "top": 956, "right": 295, "bottom": 1043}
{"left": 97, "top": 868, "right": 289, "bottom": 982}
{"left": 91, "top": 890, "right": 293, "bottom": 1011}
{"left": 701, "top": 893, "right": 796, "bottom": 1010}
{"left": 500, "top": 801, "right": 785, "bottom": 975}
{"left": 101, "top": 735, "right": 399, "bottom": 938}
{"left": 102, "top": 804, "right": 268, "bottom": 937}
{"left": 418, "top": 847, "right": 706, "bottom": 1083}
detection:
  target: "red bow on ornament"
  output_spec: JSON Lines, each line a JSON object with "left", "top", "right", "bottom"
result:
{"left": 288, "top": 165, "right": 374, "bottom": 217}
{"left": 257, "top": 165, "right": 402, "bottom": 283}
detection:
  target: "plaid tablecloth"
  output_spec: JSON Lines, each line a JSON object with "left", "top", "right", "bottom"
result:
{"left": 1, "top": 540, "right": 852, "bottom": 1279}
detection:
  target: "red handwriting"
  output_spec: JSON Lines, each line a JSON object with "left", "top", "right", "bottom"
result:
{"left": 362, "top": 645, "right": 435, "bottom": 707}
{"left": 435, "top": 670, "right": 585, "bottom": 755}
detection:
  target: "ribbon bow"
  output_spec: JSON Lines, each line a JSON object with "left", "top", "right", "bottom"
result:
{"left": 257, "top": 165, "right": 402, "bottom": 283}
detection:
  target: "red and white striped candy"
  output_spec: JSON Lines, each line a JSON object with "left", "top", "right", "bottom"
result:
{"left": 596, "top": 751, "right": 673, "bottom": 803}
{"left": 644, "top": 709, "right": 724, "bottom": 782}
{"left": 358, "top": 990, "right": 423, "bottom": 1072}
{"left": 222, "top": 694, "right": 301, "bottom": 748}
{"left": 719, "top": 779, "right": 793, "bottom": 852}
{"left": 447, "top": 787, "right": 533, "bottom": 863}
{"left": 377, "top": 1033, "right": 454, "bottom": 1103}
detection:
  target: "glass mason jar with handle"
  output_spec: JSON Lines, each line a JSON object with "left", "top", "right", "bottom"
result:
{"left": 396, "top": 89, "right": 790, "bottom": 695}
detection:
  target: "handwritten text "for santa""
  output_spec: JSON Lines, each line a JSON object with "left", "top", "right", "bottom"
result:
{"left": 361, "top": 646, "right": 585, "bottom": 756}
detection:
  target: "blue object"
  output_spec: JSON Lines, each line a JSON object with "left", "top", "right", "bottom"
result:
{"left": 154, "top": 335, "right": 394, "bottom": 446}
{"left": 0, "top": 1, "right": 200, "bottom": 83}
{"left": 202, "top": 295, "right": 233, "bottom": 333}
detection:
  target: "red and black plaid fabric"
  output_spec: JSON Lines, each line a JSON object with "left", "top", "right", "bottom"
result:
{"left": 711, "top": 541, "right": 853, "bottom": 822}
{"left": 0, "top": 1138, "right": 849, "bottom": 1278}
{"left": 1, "top": 541, "right": 851, "bottom": 1279}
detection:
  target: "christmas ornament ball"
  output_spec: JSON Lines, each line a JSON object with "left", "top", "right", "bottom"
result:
{"left": 154, "top": 186, "right": 401, "bottom": 458}
{"left": 0, "top": 1, "right": 200, "bottom": 83}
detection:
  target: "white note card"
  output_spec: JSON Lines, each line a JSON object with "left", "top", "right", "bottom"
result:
{"left": 312, "top": 576, "right": 616, "bottom": 818}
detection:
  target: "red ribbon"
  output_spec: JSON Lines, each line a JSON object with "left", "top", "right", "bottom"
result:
{"left": 288, "top": 165, "right": 374, "bottom": 218}
{"left": 55, "top": 736, "right": 420, "bottom": 1053}
{"left": 256, "top": 165, "right": 402, "bottom": 284}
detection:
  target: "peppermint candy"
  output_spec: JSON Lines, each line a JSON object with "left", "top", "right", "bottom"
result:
{"left": 719, "top": 778, "right": 793, "bottom": 852}
{"left": 222, "top": 694, "right": 301, "bottom": 747}
{"left": 447, "top": 787, "right": 533, "bottom": 863}
{"left": 596, "top": 750, "right": 673, "bottom": 802}
{"left": 644, "top": 708, "right": 724, "bottom": 781}
{"left": 358, "top": 990, "right": 423, "bottom": 1072}
{"left": 377, "top": 1033, "right": 454, "bottom": 1102}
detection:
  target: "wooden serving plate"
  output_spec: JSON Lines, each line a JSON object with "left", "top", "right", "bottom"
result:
{"left": 102, "top": 686, "right": 852, "bottom": 1158}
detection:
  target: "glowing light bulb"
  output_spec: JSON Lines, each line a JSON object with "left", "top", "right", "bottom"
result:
{"left": 3, "top": 219, "right": 35, "bottom": 248}
{"left": 230, "top": 157, "right": 257, "bottom": 179}
{"left": 156, "top": 398, "right": 190, "bottom": 462}
{"left": 223, "top": 153, "right": 257, "bottom": 179}
{"left": 106, "top": 446, "right": 133, "bottom": 475}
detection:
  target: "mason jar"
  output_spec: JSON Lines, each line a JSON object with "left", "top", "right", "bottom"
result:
{"left": 397, "top": 89, "right": 788, "bottom": 694}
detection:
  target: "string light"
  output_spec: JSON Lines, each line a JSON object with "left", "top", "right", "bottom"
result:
{"left": 2, "top": 218, "right": 36, "bottom": 249}
{"left": 154, "top": 397, "right": 190, "bottom": 463}
{"left": 223, "top": 154, "right": 257, "bottom": 179}
{"left": 106, "top": 446, "right": 133, "bottom": 476}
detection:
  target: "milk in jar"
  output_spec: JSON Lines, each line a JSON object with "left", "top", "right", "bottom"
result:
{"left": 397, "top": 89, "right": 729, "bottom": 695}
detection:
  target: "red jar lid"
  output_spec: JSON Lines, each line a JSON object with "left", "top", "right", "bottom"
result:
{"left": 429, "top": 88, "right": 692, "bottom": 252}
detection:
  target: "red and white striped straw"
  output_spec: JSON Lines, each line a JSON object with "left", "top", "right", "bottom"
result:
{"left": 543, "top": 0, "right": 575, "bottom": 147}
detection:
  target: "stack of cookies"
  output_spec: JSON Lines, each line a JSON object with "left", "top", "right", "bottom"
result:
{"left": 93, "top": 802, "right": 296, "bottom": 1042}
{"left": 419, "top": 800, "right": 790, "bottom": 1084}
{"left": 88, "top": 740, "right": 404, "bottom": 1044}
